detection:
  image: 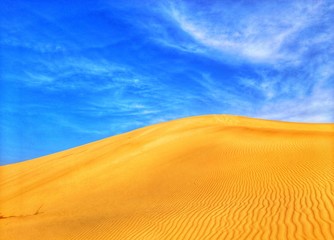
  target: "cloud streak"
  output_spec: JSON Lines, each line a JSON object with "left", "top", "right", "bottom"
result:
{"left": 153, "top": 0, "right": 334, "bottom": 122}
{"left": 166, "top": 0, "right": 331, "bottom": 63}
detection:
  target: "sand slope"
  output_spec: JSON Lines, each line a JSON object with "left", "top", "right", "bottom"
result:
{"left": 1, "top": 115, "right": 334, "bottom": 240}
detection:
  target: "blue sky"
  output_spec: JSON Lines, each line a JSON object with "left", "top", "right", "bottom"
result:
{"left": 1, "top": 0, "right": 333, "bottom": 164}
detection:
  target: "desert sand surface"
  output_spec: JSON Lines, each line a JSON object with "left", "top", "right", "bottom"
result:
{"left": 1, "top": 115, "right": 334, "bottom": 240}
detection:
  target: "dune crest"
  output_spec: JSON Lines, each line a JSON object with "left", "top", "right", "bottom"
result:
{"left": 1, "top": 115, "right": 334, "bottom": 240}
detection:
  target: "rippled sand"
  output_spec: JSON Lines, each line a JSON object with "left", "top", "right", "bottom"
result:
{"left": 1, "top": 115, "right": 334, "bottom": 239}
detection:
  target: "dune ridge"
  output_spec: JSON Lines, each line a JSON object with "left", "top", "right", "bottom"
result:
{"left": 1, "top": 115, "right": 334, "bottom": 240}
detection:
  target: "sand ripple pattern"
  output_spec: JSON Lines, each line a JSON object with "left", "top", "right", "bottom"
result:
{"left": 1, "top": 115, "right": 334, "bottom": 240}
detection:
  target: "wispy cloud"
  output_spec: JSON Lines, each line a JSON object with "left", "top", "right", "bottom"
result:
{"left": 257, "top": 87, "right": 334, "bottom": 122}
{"left": 165, "top": 0, "right": 331, "bottom": 64}
{"left": 147, "top": 0, "right": 334, "bottom": 122}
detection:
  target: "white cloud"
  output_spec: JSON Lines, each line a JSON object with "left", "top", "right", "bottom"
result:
{"left": 238, "top": 74, "right": 278, "bottom": 100}
{"left": 22, "top": 57, "right": 146, "bottom": 93}
{"left": 165, "top": 0, "right": 329, "bottom": 64}
{"left": 157, "top": 0, "right": 334, "bottom": 122}
{"left": 256, "top": 84, "right": 334, "bottom": 122}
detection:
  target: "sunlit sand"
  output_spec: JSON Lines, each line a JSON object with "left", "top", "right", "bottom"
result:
{"left": 1, "top": 115, "right": 333, "bottom": 239}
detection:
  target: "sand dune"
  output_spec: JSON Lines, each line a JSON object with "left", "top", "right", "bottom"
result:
{"left": 1, "top": 115, "right": 334, "bottom": 240}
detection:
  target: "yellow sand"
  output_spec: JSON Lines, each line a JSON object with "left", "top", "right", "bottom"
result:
{"left": 1, "top": 115, "right": 334, "bottom": 240}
